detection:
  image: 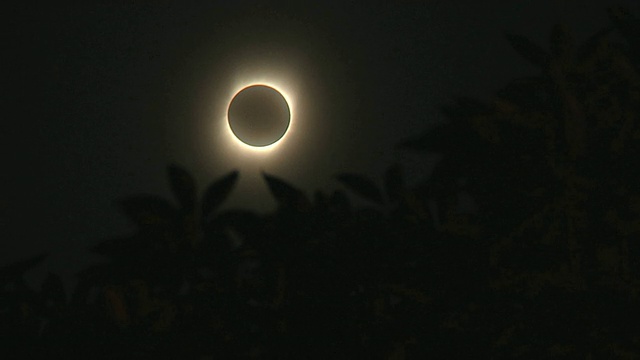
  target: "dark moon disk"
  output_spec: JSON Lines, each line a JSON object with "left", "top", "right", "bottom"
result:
{"left": 227, "top": 85, "right": 291, "bottom": 147}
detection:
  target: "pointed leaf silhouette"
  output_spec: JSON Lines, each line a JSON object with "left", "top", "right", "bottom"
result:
{"left": 119, "top": 195, "right": 179, "bottom": 228}
{"left": 201, "top": 170, "right": 239, "bottom": 219}
{"left": 383, "top": 163, "right": 404, "bottom": 203}
{"left": 263, "top": 172, "right": 310, "bottom": 210}
{"left": 167, "top": 164, "right": 197, "bottom": 211}
{"left": 505, "top": 33, "right": 550, "bottom": 68}
{"left": 336, "top": 173, "right": 384, "bottom": 205}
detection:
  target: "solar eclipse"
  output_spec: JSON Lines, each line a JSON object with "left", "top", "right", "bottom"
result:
{"left": 227, "top": 84, "right": 291, "bottom": 147}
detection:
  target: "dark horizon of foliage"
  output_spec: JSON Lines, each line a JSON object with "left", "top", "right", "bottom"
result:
{"left": 2, "top": 6, "right": 640, "bottom": 359}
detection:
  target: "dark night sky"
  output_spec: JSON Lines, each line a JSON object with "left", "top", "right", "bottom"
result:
{"left": 4, "top": 1, "right": 635, "bottom": 291}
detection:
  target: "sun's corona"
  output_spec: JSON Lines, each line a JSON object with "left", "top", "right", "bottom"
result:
{"left": 227, "top": 85, "right": 290, "bottom": 148}
{"left": 224, "top": 81, "right": 294, "bottom": 152}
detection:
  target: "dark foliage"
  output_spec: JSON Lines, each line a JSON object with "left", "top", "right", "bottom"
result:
{"left": 2, "top": 7, "right": 639, "bottom": 358}
{"left": 168, "top": 164, "right": 198, "bottom": 212}
{"left": 263, "top": 172, "right": 310, "bottom": 212}
{"left": 336, "top": 173, "right": 384, "bottom": 205}
{"left": 201, "top": 170, "right": 239, "bottom": 220}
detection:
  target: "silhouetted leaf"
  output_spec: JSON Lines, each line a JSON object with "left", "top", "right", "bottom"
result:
{"left": 119, "top": 195, "right": 179, "bottom": 228}
{"left": 383, "top": 163, "right": 404, "bottom": 203}
{"left": 201, "top": 170, "right": 239, "bottom": 219}
{"left": 505, "top": 33, "right": 550, "bottom": 68}
{"left": 336, "top": 173, "right": 384, "bottom": 205}
{"left": 263, "top": 172, "right": 310, "bottom": 210}
{"left": 167, "top": 164, "right": 197, "bottom": 211}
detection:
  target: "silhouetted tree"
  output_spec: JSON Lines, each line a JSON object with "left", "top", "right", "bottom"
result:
{"left": 3, "top": 6, "right": 639, "bottom": 359}
{"left": 399, "top": 6, "right": 640, "bottom": 358}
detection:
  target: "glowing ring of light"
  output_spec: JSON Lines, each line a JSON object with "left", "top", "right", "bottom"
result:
{"left": 227, "top": 84, "right": 290, "bottom": 147}
{"left": 224, "top": 81, "right": 295, "bottom": 152}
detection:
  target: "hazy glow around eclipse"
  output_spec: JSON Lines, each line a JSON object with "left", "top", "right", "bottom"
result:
{"left": 191, "top": 44, "right": 315, "bottom": 175}
{"left": 166, "top": 22, "right": 341, "bottom": 210}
